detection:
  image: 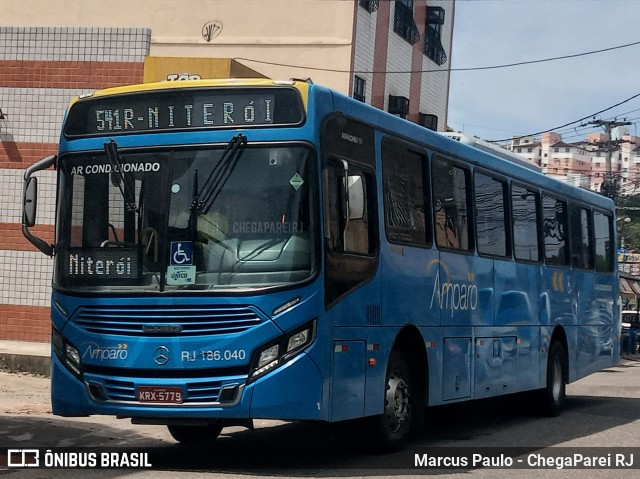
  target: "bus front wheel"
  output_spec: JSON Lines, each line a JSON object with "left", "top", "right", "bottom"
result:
{"left": 167, "top": 422, "right": 223, "bottom": 445}
{"left": 370, "top": 350, "right": 417, "bottom": 448}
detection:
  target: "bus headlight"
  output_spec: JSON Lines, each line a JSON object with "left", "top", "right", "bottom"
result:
{"left": 257, "top": 345, "right": 280, "bottom": 369}
{"left": 65, "top": 344, "right": 82, "bottom": 375}
{"left": 287, "top": 329, "right": 310, "bottom": 354}
{"left": 248, "top": 320, "right": 316, "bottom": 383}
{"left": 52, "top": 328, "right": 83, "bottom": 379}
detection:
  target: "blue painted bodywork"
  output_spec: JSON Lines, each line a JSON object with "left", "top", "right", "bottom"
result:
{"left": 47, "top": 82, "right": 620, "bottom": 426}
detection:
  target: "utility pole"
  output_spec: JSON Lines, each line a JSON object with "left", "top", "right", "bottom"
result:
{"left": 586, "top": 118, "right": 632, "bottom": 199}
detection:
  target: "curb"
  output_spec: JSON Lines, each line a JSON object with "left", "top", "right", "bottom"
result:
{"left": 0, "top": 341, "right": 51, "bottom": 377}
{"left": 0, "top": 353, "right": 50, "bottom": 376}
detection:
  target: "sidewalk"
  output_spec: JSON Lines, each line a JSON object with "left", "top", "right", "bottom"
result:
{"left": 0, "top": 340, "right": 50, "bottom": 376}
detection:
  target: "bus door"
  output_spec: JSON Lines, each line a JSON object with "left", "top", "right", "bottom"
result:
{"left": 321, "top": 114, "right": 380, "bottom": 420}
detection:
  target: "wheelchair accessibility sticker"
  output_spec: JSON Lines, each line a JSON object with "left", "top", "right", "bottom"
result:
{"left": 170, "top": 242, "right": 193, "bottom": 265}
{"left": 167, "top": 242, "right": 196, "bottom": 285}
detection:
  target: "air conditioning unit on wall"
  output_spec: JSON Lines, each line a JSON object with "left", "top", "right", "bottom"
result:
{"left": 388, "top": 95, "right": 409, "bottom": 116}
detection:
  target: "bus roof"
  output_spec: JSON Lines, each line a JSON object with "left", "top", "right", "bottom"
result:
{"left": 69, "top": 78, "right": 310, "bottom": 107}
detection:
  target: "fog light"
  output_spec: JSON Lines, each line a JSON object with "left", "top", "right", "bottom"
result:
{"left": 218, "top": 385, "right": 240, "bottom": 404}
{"left": 88, "top": 382, "right": 106, "bottom": 401}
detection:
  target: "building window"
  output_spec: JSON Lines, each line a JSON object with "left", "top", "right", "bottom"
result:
{"left": 359, "top": 0, "right": 379, "bottom": 13}
{"left": 424, "top": 6, "right": 447, "bottom": 65}
{"left": 353, "top": 76, "right": 366, "bottom": 102}
{"left": 394, "top": 0, "right": 420, "bottom": 44}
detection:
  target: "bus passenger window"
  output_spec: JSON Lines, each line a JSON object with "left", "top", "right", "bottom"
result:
{"left": 570, "top": 206, "right": 594, "bottom": 270}
{"left": 542, "top": 194, "right": 569, "bottom": 266}
{"left": 474, "top": 172, "right": 508, "bottom": 257}
{"left": 511, "top": 185, "right": 541, "bottom": 262}
{"left": 432, "top": 157, "right": 471, "bottom": 251}
{"left": 382, "top": 139, "right": 429, "bottom": 246}
{"left": 594, "top": 211, "right": 614, "bottom": 272}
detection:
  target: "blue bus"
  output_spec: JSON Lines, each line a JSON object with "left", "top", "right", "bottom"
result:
{"left": 22, "top": 79, "right": 620, "bottom": 447}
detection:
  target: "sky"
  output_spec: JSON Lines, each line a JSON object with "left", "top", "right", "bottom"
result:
{"left": 447, "top": 0, "right": 640, "bottom": 144}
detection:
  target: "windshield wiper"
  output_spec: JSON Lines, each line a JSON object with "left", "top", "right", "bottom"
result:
{"left": 104, "top": 139, "right": 138, "bottom": 212}
{"left": 191, "top": 133, "right": 247, "bottom": 214}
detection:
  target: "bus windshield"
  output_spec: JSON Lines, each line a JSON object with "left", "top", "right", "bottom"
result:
{"left": 54, "top": 142, "right": 317, "bottom": 292}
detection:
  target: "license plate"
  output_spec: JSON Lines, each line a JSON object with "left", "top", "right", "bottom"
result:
{"left": 137, "top": 386, "right": 184, "bottom": 404}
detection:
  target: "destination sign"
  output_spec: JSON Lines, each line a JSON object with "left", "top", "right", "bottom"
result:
{"left": 64, "top": 87, "right": 305, "bottom": 137}
{"left": 63, "top": 248, "right": 139, "bottom": 284}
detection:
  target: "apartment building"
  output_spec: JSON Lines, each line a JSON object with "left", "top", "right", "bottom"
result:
{"left": 510, "top": 130, "right": 640, "bottom": 195}
{"left": 0, "top": 0, "right": 456, "bottom": 343}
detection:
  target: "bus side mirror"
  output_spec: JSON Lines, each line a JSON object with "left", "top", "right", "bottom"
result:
{"left": 347, "top": 175, "right": 365, "bottom": 220}
{"left": 23, "top": 177, "right": 38, "bottom": 227}
{"left": 22, "top": 154, "right": 56, "bottom": 256}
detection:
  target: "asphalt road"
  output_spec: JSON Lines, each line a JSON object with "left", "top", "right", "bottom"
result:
{"left": 2, "top": 357, "right": 640, "bottom": 478}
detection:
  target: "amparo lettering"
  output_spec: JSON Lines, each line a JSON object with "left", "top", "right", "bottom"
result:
{"left": 430, "top": 268, "right": 478, "bottom": 317}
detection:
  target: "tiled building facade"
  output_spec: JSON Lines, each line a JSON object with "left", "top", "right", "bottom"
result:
{"left": 0, "top": 27, "right": 151, "bottom": 341}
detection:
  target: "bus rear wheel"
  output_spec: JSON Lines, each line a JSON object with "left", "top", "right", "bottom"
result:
{"left": 537, "top": 341, "right": 567, "bottom": 417}
{"left": 371, "top": 350, "right": 417, "bottom": 448}
{"left": 167, "top": 422, "right": 223, "bottom": 445}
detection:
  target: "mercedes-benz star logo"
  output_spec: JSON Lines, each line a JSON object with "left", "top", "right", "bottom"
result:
{"left": 153, "top": 346, "right": 170, "bottom": 366}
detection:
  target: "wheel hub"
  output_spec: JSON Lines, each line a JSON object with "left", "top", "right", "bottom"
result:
{"left": 384, "top": 374, "right": 410, "bottom": 433}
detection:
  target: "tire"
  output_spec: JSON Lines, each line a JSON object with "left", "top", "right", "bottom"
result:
{"left": 538, "top": 341, "right": 567, "bottom": 417}
{"left": 167, "top": 422, "right": 223, "bottom": 445}
{"left": 369, "top": 350, "right": 418, "bottom": 449}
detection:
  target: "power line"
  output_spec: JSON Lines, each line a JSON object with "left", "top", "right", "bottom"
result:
{"left": 234, "top": 39, "right": 640, "bottom": 75}
{"left": 488, "top": 91, "right": 640, "bottom": 143}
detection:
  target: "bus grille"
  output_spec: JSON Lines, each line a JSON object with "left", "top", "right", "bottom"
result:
{"left": 99, "top": 378, "right": 231, "bottom": 403}
{"left": 74, "top": 305, "right": 262, "bottom": 336}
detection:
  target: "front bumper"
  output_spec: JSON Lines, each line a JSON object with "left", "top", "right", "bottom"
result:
{"left": 51, "top": 349, "right": 324, "bottom": 422}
